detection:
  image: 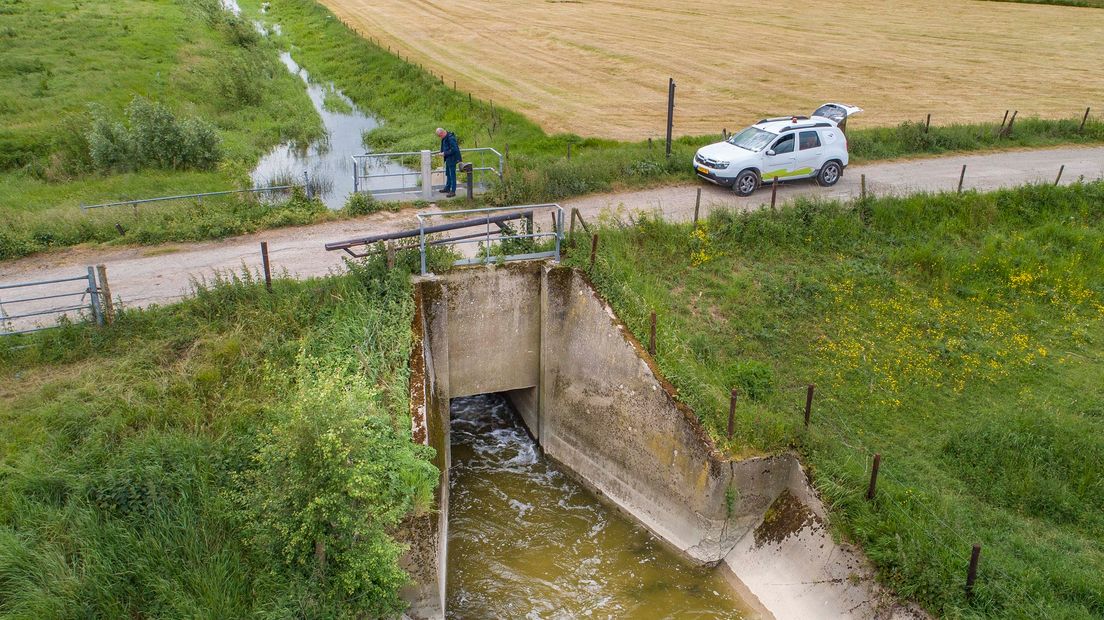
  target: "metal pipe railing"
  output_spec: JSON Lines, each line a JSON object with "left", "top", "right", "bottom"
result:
{"left": 351, "top": 147, "right": 504, "bottom": 199}
{"left": 415, "top": 203, "right": 562, "bottom": 275}
{"left": 80, "top": 184, "right": 299, "bottom": 211}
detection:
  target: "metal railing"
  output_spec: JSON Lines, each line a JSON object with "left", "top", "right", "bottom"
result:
{"left": 416, "top": 203, "right": 563, "bottom": 275}
{"left": 79, "top": 175, "right": 308, "bottom": 212}
{"left": 0, "top": 268, "right": 103, "bottom": 336}
{"left": 351, "top": 148, "right": 504, "bottom": 199}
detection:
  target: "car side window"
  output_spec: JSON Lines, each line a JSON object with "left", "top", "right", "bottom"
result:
{"left": 772, "top": 134, "right": 795, "bottom": 154}
{"left": 799, "top": 131, "right": 821, "bottom": 150}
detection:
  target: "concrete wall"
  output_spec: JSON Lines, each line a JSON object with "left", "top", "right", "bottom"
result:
{"left": 442, "top": 264, "right": 541, "bottom": 399}
{"left": 406, "top": 262, "right": 919, "bottom": 620}
{"left": 398, "top": 284, "right": 450, "bottom": 620}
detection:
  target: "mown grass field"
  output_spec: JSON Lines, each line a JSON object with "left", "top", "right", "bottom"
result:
{"left": 319, "top": 0, "right": 1104, "bottom": 139}
{"left": 565, "top": 182, "right": 1104, "bottom": 618}
{"left": 0, "top": 256, "right": 441, "bottom": 617}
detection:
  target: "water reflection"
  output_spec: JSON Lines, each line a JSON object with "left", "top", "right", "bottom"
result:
{"left": 250, "top": 52, "right": 410, "bottom": 209}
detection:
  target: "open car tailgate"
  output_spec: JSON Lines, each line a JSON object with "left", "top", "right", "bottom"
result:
{"left": 812, "top": 103, "right": 864, "bottom": 124}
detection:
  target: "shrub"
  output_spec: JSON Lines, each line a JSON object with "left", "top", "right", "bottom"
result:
{"left": 235, "top": 365, "right": 436, "bottom": 617}
{"left": 86, "top": 96, "right": 222, "bottom": 172}
{"left": 343, "top": 191, "right": 384, "bottom": 215}
{"left": 216, "top": 53, "right": 265, "bottom": 108}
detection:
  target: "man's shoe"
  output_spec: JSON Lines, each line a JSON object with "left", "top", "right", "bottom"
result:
{"left": 445, "top": 192, "right": 456, "bottom": 198}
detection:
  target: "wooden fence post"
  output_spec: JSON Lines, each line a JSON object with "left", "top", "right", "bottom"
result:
{"left": 866, "top": 453, "right": 882, "bottom": 500}
{"left": 1080, "top": 107, "right": 1091, "bottom": 133}
{"left": 804, "top": 384, "right": 815, "bottom": 427}
{"left": 1055, "top": 165, "right": 1065, "bottom": 186}
{"left": 727, "top": 389, "right": 738, "bottom": 439}
{"left": 997, "top": 109, "right": 1009, "bottom": 136}
{"left": 693, "top": 187, "right": 702, "bottom": 226}
{"left": 966, "top": 544, "right": 982, "bottom": 598}
{"left": 95, "top": 264, "right": 114, "bottom": 325}
{"left": 589, "top": 234, "right": 598, "bottom": 271}
{"left": 260, "top": 242, "right": 272, "bottom": 292}
{"left": 648, "top": 311, "right": 657, "bottom": 356}
{"left": 957, "top": 165, "right": 967, "bottom": 194}
{"left": 861, "top": 174, "right": 867, "bottom": 201}
{"left": 770, "top": 179, "right": 779, "bottom": 210}
{"left": 924, "top": 113, "right": 931, "bottom": 133}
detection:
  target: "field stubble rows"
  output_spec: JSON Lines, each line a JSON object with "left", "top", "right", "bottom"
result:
{"left": 321, "top": 0, "right": 1104, "bottom": 139}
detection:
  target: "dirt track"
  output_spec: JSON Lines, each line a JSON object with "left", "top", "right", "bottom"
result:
{"left": 2, "top": 146, "right": 1102, "bottom": 329}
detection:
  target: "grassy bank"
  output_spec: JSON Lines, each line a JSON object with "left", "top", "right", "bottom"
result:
{"left": 0, "top": 254, "right": 444, "bottom": 616}
{"left": 564, "top": 182, "right": 1104, "bottom": 618}
{"left": 0, "top": 0, "right": 328, "bottom": 259}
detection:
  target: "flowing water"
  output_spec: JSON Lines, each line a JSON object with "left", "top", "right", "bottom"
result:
{"left": 447, "top": 394, "right": 750, "bottom": 619}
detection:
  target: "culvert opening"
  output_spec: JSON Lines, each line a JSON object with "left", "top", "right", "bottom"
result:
{"left": 445, "top": 393, "right": 751, "bottom": 618}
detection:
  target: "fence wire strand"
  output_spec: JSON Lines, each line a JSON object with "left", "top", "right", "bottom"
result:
{"left": 584, "top": 229, "right": 1054, "bottom": 616}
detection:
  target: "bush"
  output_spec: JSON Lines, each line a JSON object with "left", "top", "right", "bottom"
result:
{"left": 86, "top": 96, "right": 222, "bottom": 172}
{"left": 235, "top": 363, "right": 437, "bottom": 617}
{"left": 216, "top": 53, "right": 265, "bottom": 108}
{"left": 344, "top": 191, "right": 384, "bottom": 215}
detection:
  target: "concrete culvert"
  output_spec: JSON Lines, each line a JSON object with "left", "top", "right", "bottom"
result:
{"left": 401, "top": 261, "right": 927, "bottom": 620}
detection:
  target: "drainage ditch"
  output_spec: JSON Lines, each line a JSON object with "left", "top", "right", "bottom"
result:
{"left": 447, "top": 393, "right": 750, "bottom": 618}
{"left": 403, "top": 262, "right": 916, "bottom": 620}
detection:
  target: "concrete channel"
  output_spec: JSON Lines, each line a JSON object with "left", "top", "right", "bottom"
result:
{"left": 400, "top": 261, "right": 923, "bottom": 619}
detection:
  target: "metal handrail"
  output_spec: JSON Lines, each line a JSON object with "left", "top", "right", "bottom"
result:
{"left": 416, "top": 203, "right": 563, "bottom": 275}
{"left": 80, "top": 184, "right": 300, "bottom": 211}
{"left": 351, "top": 147, "right": 504, "bottom": 197}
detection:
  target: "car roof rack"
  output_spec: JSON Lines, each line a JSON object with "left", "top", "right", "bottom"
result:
{"left": 778, "top": 121, "right": 833, "bottom": 133}
{"left": 756, "top": 115, "right": 810, "bottom": 124}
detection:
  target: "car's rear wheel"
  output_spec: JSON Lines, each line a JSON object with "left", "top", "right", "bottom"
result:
{"left": 733, "top": 170, "right": 759, "bottom": 196}
{"left": 817, "top": 161, "right": 842, "bottom": 187}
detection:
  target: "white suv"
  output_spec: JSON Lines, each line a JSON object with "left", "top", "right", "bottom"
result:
{"left": 694, "top": 103, "right": 862, "bottom": 196}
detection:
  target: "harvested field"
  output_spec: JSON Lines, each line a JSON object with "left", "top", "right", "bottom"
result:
{"left": 320, "top": 0, "right": 1104, "bottom": 139}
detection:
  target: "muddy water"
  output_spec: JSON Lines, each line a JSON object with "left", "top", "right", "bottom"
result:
{"left": 249, "top": 53, "right": 414, "bottom": 209}
{"left": 447, "top": 394, "right": 749, "bottom": 619}
{"left": 219, "top": 0, "right": 412, "bottom": 208}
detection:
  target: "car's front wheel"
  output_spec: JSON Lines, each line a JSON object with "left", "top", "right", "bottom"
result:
{"left": 817, "top": 161, "right": 842, "bottom": 187}
{"left": 733, "top": 170, "right": 759, "bottom": 196}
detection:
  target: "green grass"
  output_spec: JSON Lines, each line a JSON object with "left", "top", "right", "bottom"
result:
{"left": 0, "top": 254, "right": 441, "bottom": 617}
{"left": 565, "top": 181, "right": 1104, "bottom": 618}
{"left": 0, "top": 0, "right": 329, "bottom": 258}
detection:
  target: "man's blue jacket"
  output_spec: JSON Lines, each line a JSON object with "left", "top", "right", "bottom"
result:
{"left": 440, "top": 132, "right": 460, "bottom": 164}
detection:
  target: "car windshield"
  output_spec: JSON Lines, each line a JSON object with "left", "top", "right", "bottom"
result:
{"left": 726, "top": 127, "right": 775, "bottom": 152}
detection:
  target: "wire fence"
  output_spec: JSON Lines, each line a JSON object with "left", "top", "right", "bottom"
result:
{"left": 577, "top": 231, "right": 1055, "bottom": 616}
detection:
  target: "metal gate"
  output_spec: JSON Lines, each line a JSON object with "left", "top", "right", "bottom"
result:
{"left": 0, "top": 268, "right": 105, "bottom": 336}
{"left": 351, "top": 147, "right": 504, "bottom": 200}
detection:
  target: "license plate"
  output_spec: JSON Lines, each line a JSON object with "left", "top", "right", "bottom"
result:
{"left": 696, "top": 165, "right": 709, "bottom": 175}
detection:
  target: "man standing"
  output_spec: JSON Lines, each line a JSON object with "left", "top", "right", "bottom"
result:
{"left": 436, "top": 127, "right": 460, "bottom": 198}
